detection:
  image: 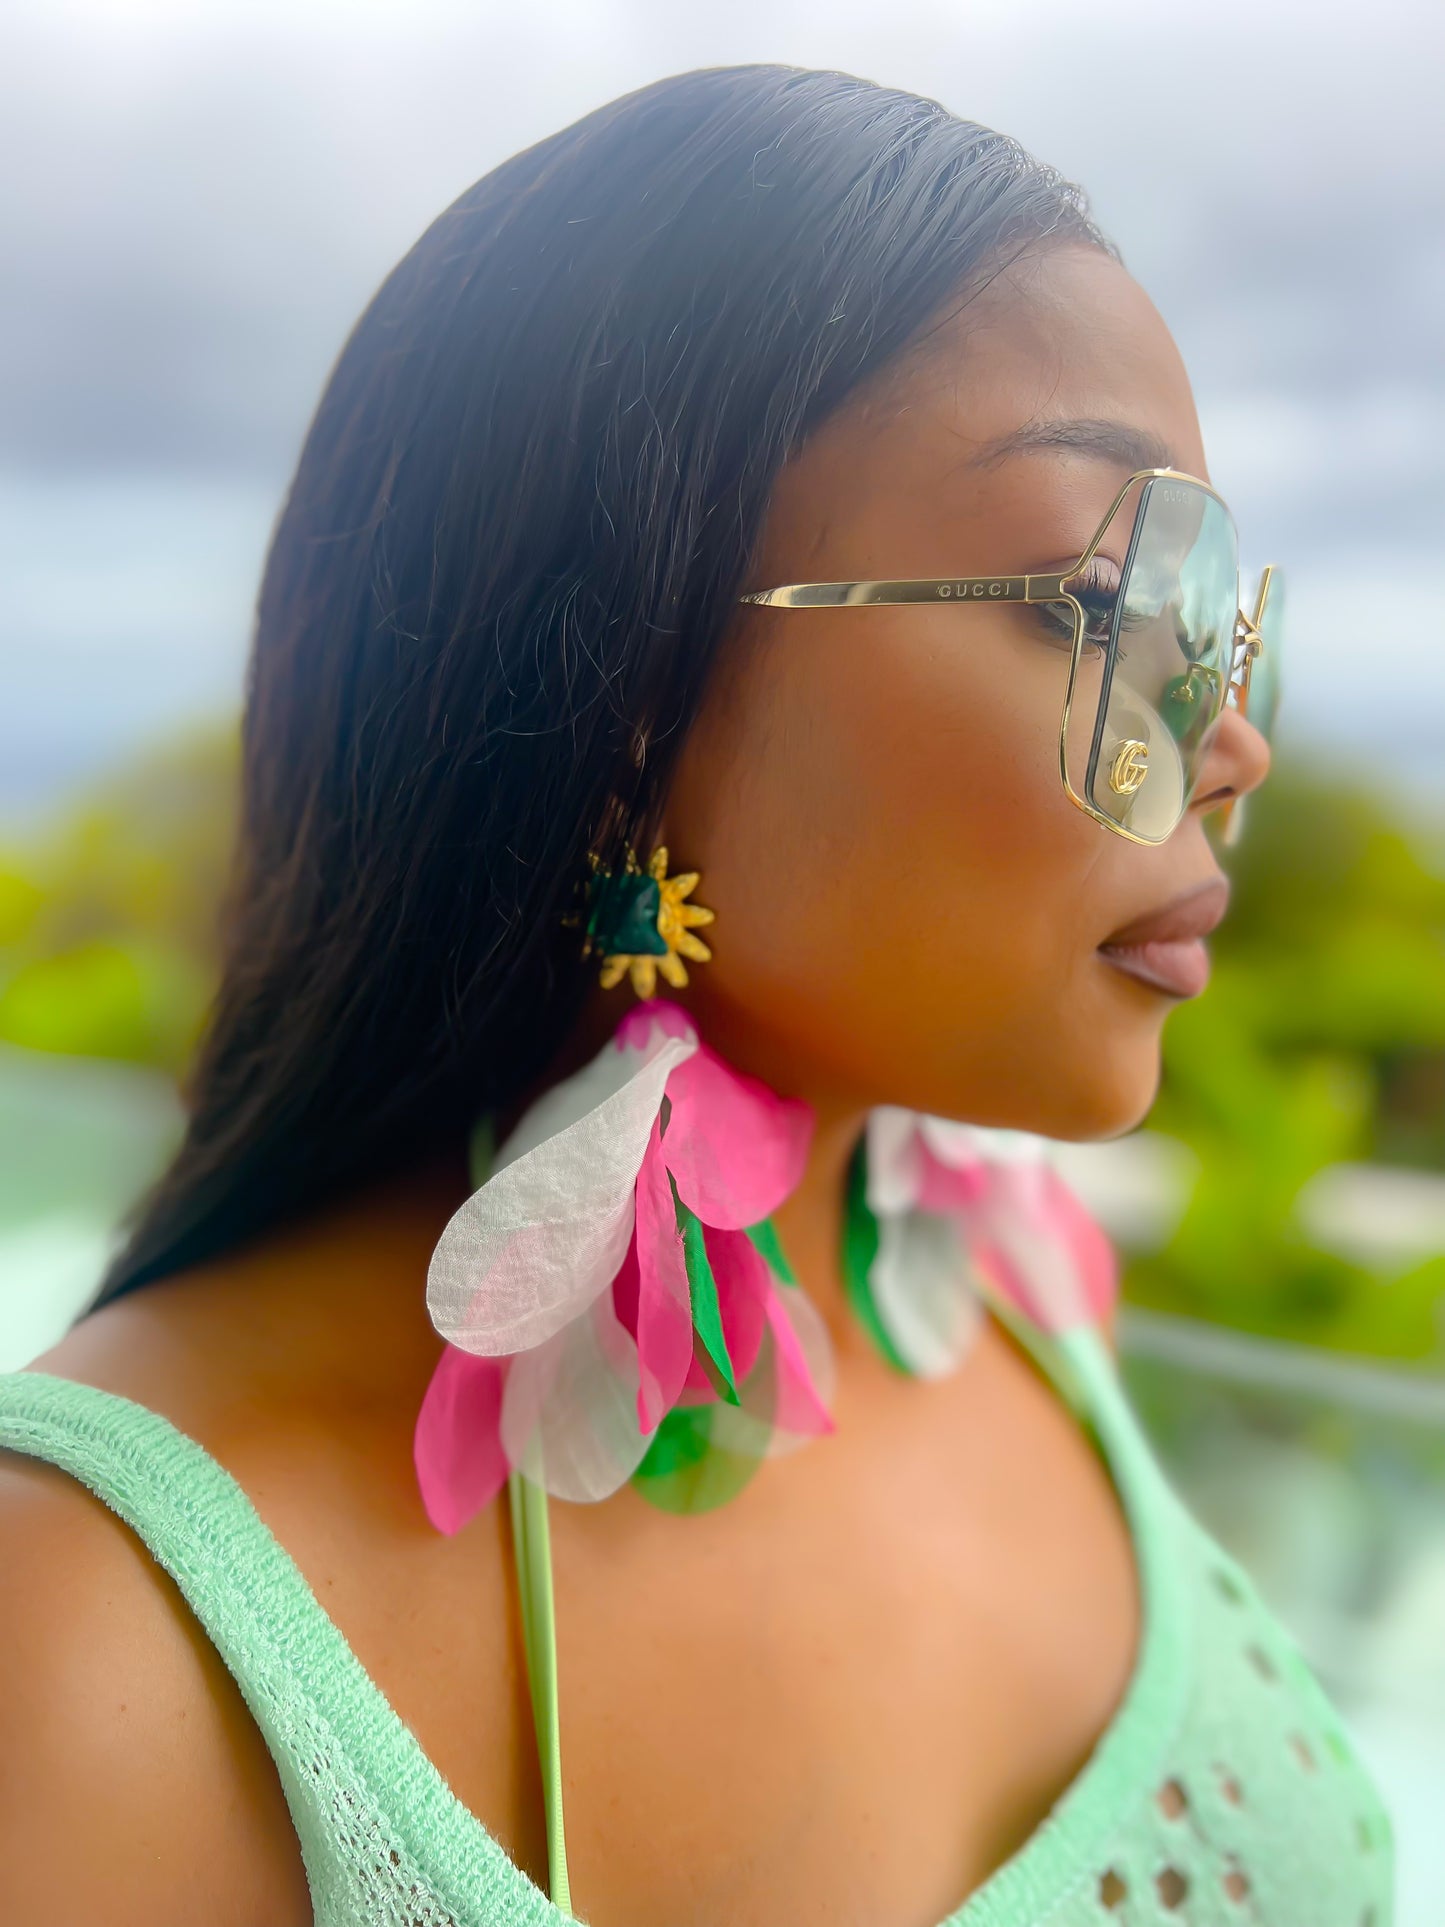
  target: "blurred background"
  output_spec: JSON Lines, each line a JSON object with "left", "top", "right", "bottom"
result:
{"left": 2, "top": 0, "right": 1442, "bottom": 1914}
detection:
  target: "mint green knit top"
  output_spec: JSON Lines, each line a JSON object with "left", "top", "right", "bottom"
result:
{"left": 0, "top": 1319, "right": 1393, "bottom": 1926}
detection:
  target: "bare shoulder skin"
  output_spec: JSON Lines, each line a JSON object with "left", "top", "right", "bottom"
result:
{"left": 0, "top": 243, "right": 1268, "bottom": 1927}
{"left": 0, "top": 1165, "right": 548, "bottom": 1924}
{"left": 0, "top": 1451, "right": 314, "bottom": 1925}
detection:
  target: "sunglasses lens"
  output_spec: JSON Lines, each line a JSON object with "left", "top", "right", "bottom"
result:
{"left": 1063, "top": 477, "right": 1239, "bottom": 843}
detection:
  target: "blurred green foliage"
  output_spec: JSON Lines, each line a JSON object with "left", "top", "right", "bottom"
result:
{"left": 1132, "top": 774, "right": 1445, "bottom": 1363}
{"left": 0, "top": 723, "right": 238, "bottom": 1072}
{"left": 2, "top": 726, "right": 1442, "bottom": 1366}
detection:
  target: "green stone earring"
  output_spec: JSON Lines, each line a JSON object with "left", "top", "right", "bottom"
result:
{"left": 581, "top": 843, "right": 715, "bottom": 1001}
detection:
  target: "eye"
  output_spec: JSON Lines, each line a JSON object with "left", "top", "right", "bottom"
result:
{"left": 1029, "top": 560, "right": 1122, "bottom": 656}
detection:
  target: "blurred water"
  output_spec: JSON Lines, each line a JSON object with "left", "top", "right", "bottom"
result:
{"left": 0, "top": 1042, "right": 181, "bottom": 1365}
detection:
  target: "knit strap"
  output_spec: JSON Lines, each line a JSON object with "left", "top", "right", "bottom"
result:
{"left": 0, "top": 1369, "right": 563, "bottom": 1927}
{"left": 1047, "top": 1320, "right": 1174, "bottom": 1498}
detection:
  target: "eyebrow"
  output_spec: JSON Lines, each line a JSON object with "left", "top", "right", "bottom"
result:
{"left": 971, "top": 417, "right": 1176, "bottom": 474}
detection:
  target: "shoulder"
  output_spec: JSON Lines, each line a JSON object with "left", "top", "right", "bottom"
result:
{"left": 0, "top": 1335, "right": 315, "bottom": 1922}
{"left": 0, "top": 1233, "right": 532, "bottom": 1915}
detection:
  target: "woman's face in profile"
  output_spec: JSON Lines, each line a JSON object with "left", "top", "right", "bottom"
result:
{"left": 657, "top": 243, "right": 1271, "bottom": 1139}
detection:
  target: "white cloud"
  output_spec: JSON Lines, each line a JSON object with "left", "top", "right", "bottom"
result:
{"left": 1, "top": 0, "right": 1441, "bottom": 811}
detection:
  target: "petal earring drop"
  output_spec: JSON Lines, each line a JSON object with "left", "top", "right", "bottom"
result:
{"left": 413, "top": 955, "right": 1122, "bottom": 1534}
{"left": 582, "top": 843, "right": 715, "bottom": 1000}
{"left": 843, "top": 1108, "right": 1120, "bottom": 1379}
{"left": 414, "top": 996, "right": 833, "bottom": 1532}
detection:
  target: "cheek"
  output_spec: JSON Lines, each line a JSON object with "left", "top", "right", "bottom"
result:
{"left": 666, "top": 614, "right": 1106, "bottom": 1099}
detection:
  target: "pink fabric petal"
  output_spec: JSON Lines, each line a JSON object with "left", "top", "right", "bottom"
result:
{"left": 611, "top": 1205, "right": 723, "bottom": 1403}
{"left": 610, "top": 1224, "right": 641, "bottom": 1340}
{"left": 633, "top": 1120, "right": 696, "bottom": 1431}
{"left": 915, "top": 1135, "right": 990, "bottom": 1215}
{"left": 969, "top": 1229, "right": 1054, "bottom": 1330}
{"left": 703, "top": 1224, "right": 773, "bottom": 1384}
{"left": 615, "top": 996, "right": 697, "bottom": 1051}
{"left": 680, "top": 1351, "right": 716, "bottom": 1395}
{"left": 1038, "top": 1165, "right": 1120, "bottom": 1326}
{"left": 761, "top": 1279, "right": 836, "bottom": 1437}
{"left": 661, "top": 1037, "right": 813, "bottom": 1229}
{"left": 963, "top": 1162, "right": 1116, "bottom": 1334}
{"left": 949, "top": 1162, "right": 1047, "bottom": 1327}
{"left": 413, "top": 1344, "right": 509, "bottom": 1536}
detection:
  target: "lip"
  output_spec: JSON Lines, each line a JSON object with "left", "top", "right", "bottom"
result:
{"left": 1097, "top": 875, "right": 1231, "bottom": 1000}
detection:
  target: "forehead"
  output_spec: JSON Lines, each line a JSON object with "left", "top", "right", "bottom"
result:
{"left": 863, "top": 246, "right": 1204, "bottom": 471}
{"left": 771, "top": 245, "right": 1210, "bottom": 554}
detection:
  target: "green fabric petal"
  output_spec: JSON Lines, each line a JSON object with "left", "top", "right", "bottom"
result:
{"left": 743, "top": 1215, "right": 797, "bottom": 1284}
{"left": 673, "top": 1184, "right": 739, "bottom": 1405}
{"left": 841, "top": 1135, "right": 912, "bottom": 1375}
{"left": 631, "top": 1402, "right": 762, "bottom": 1513}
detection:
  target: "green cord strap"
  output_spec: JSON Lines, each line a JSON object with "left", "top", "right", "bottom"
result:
{"left": 507, "top": 1464, "right": 572, "bottom": 1915}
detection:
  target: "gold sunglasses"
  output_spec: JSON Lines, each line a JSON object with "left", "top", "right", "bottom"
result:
{"left": 1217, "top": 561, "right": 1283, "bottom": 846}
{"left": 739, "top": 467, "right": 1282, "bottom": 848}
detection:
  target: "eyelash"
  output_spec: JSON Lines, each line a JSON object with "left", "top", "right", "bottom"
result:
{"left": 1030, "top": 561, "right": 1122, "bottom": 656}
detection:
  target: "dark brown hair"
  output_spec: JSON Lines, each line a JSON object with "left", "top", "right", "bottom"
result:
{"left": 99, "top": 63, "right": 1111, "bottom": 1301}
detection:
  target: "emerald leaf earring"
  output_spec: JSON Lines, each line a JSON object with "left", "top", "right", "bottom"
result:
{"left": 582, "top": 843, "right": 715, "bottom": 1000}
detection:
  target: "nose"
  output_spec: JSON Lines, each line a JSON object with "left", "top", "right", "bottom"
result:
{"left": 1188, "top": 704, "right": 1272, "bottom": 823}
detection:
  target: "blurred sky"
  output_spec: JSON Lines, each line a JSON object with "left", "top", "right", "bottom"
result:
{"left": 2, "top": 0, "right": 1442, "bottom": 824}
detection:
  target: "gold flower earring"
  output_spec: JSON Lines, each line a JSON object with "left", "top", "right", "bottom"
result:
{"left": 582, "top": 843, "right": 715, "bottom": 1000}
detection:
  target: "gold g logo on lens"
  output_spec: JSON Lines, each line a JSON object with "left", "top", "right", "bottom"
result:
{"left": 1109, "top": 740, "right": 1150, "bottom": 796}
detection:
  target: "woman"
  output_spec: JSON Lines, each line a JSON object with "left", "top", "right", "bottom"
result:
{"left": 0, "top": 63, "right": 1391, "bottom": 1927}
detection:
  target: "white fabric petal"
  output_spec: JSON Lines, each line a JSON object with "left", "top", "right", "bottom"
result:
{"left": 954, "top": 1120, "right": 1051, "bottom": 1166}
{"left": 500, "top": 1288, "right": 652, "bottom": 1503}
{"left": 426, "top": 1025, "right": 697, "bottom": 1355}
{"left": 491, "top": 1021, "right": 692, "bottom": 1171}
{"left": 871, "top": 1205, "right": 984, "bottom": 1378}
{"left": 973, "top": 1185, "right": 1086, "bottom": 1328}
{"left": 916, "top": 1113, "right": 991, "bottom": 1167}
{"left": 865, "top": 1104, "right": 925, "bottom": 1214}
{"left": 761, "top": 1281, "right": 837, "bottom": 1458}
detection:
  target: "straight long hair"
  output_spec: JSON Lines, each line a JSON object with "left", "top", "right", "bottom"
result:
{"left": 99, "top": 63, "right": 1111, "bottom": 1302}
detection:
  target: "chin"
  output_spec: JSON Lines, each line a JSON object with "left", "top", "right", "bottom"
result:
{"left": 1043, "top": 1054, "right": 1163, "bottom": 1144}
{"left": 906, "top": 1050, "right": 1160, "bottom": 1148}
{"left": 963, "top": 1037, "right": 1162, "bottom": 1146}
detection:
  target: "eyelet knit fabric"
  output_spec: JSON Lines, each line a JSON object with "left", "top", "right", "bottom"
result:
{"left": 0, "top": 1324, "right": 1393, "bottom": 1926}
